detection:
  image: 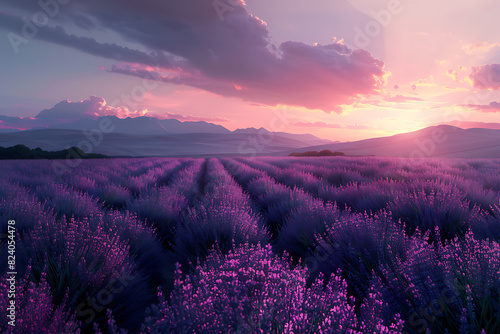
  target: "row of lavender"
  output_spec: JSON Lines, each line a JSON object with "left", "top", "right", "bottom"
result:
{"left": 223, "top": 157, "right": 500, "bottom": 333}
{"left": 0, "top": 157, "right": 499, "bottom": 333}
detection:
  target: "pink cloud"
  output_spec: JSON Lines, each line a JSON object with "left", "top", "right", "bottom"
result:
{"left": 106, "top": 108, "right": 229, "bottom": 123}
{"left": 36, "top": 96, "right": 128, "bottom": 122}
{"left": 463, "top": 101, "right": 500, "bottom": 113}
{"left": 383, "top": 95, "right": 424, "bottom": 103}
{"left": 2, "top": 0, "right": 386, "bottom": 113}
{"left": 463, "top": 42, "right": 500, "bottom": 56}
{"left": 0, "top": 125, "right": 28, "bottom": 131}
{"left": 0, "top": 115, "right": 47, "bottom": 130}
{"left": 162, "top": 113, "right": 229, "bottom": 123}
{"left": 0, "top": 96, "right": 229, "bottom": 130}
{"left": 292, "top": 121, "right": 369, "bottom": 129}
{"left": 469, "top": 64, "right": 500, "bottom": 89}
{"left": 111, "top": 43, "right": 384, "bottom": 114}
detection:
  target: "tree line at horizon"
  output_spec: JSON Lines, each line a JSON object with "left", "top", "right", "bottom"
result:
{"left": 0, "top": 145, "right": 107, "bottom": 160}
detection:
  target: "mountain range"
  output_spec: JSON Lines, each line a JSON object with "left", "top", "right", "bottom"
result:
{"left": 284, "top": 125, "right": 500, "bottom": 159}
{"left": 46, "top": 116, "right": 231, "bottom": 135}
{"left": 0, "top": 116, "right": 332, "bottom": 157}
{"left": 0, "top": 116, "right": 499, "bottom": 158}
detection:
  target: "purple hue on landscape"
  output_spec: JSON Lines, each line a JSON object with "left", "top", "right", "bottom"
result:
{"left": 0, "top": 156, "right": 500, "bottom": 333}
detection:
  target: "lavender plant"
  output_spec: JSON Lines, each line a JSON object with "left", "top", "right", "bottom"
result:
{"left": 1, "top": 156, "right": 499, "bottom": 332}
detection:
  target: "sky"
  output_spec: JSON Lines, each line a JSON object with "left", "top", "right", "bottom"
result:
{"left": 1, "top": 0, "right": 500, "bottom": 141}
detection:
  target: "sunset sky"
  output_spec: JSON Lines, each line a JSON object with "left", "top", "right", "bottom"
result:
{"left": 1, "top": 0, "right": 500, "bottom": 141}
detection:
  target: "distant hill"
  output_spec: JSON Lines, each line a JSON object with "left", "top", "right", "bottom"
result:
{"left": 0, "top": 145, "right": 107, "bottom": 159}
{"left": 0, "top": 127, "right": 333, "bottom": 157}
{"left": 7, "top": 116, "right": 331, "bottom": 157}
{"left": 233, "top": 127, "right": 332, "bottom": 146}
{"left": 279, "top": 125, "right": 500, "bottom": 158}
{"left": 5, "top": 121, "right": 499, "bottom": 158}
{"left": 46, "top": 117, "right": 332, "bottom": 145}
{"left": 0, "top": 128, "right": 21, "bottom": 133}
{"left": 289, "top": 150, "right": 345, "bottom": 157}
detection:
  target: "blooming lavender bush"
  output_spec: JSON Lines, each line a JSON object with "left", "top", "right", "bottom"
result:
{"left": 276, "top": 201, "right": 342, "bottom": 261}
{"left": 246, "top": 175, "right": 321, "bottom": 237}
{"left": 0, "top": 181, "right": 54, "bottom": 238}
{"left": 172, "top": 159, "right": 268, "bottom": 270}
{"left": 14, "top": 214, "right": 149, "bottom": 332}
{"left": 388, "top": 181, "right": 484, "bottom": 243}
{"left": 318, "top": 179, "right": 397, "bottom": 213}
{"left": 0, "top": 156, "right": 499, "bottom": 332}
{"left": 99, "top": 185, "right": 133, "bottom": 209}
{"left": 144, "top": 243, "right": 355, "bottom": 333}
{"left": 0, "top": 269, "right": 80, "bottom": 333}
{"left": 313, "top": 211, "right": 410, "bottom": 310}
{"left": 375, "top": 228, "right": 499, "bottom": 333}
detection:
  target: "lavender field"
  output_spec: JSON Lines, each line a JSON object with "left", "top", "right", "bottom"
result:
{"left": 1, "top": 156, "right": 500, "bottom": 333}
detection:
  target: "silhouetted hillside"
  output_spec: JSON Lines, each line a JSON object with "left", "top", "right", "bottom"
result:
{"left": 0, "top": 129, "right": 332, "bottom": 157}
{"left": 0, "top": 145, "right": 107, "bottom": 159}
{"left": 282, "top": 125, "right": 500, "bottom": 158}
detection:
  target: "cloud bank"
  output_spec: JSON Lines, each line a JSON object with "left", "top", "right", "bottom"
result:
{"left": 1, "top": 0, "right": 385, "bottom": 112}
{"left": 0, "top": 96, "right": 225, "bottom": 130}
{"left": 464, "top": 101, "right": 500, "bottom": 113}
{"left": 469, "top": 64, "right": 500, "bottom": 89}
